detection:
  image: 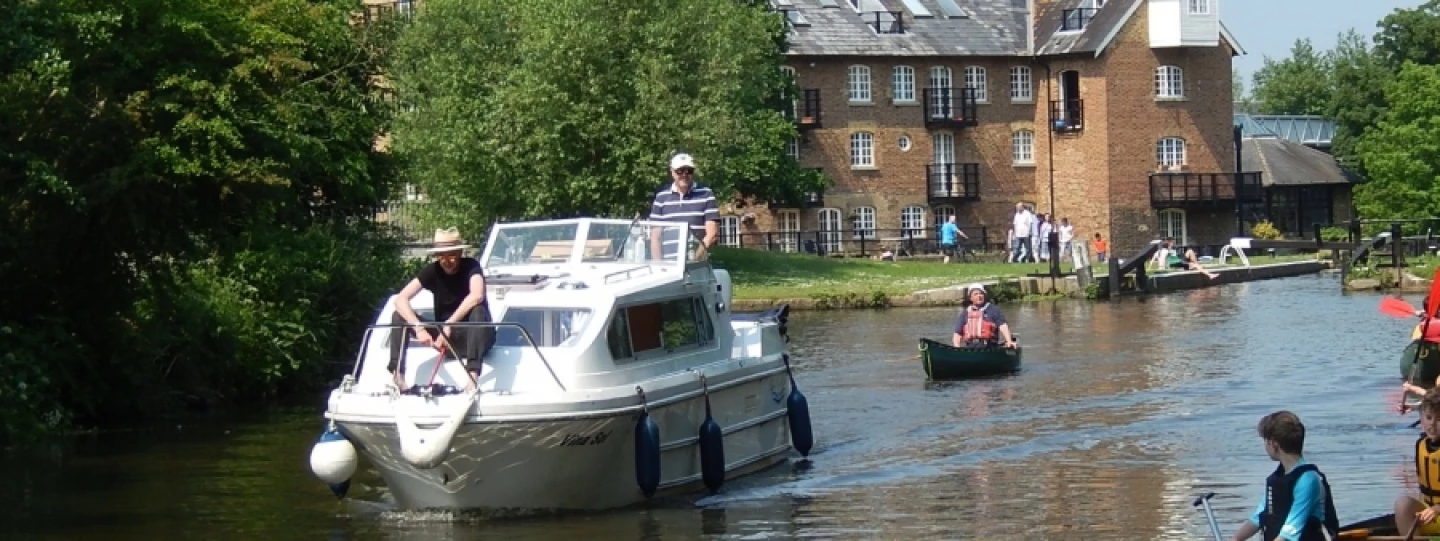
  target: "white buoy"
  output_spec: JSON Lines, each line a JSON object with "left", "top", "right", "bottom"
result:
{"left": 309, "top": 430, "right": 358, "bottom": 486}
{"left": 394, "top": 392, "right": 476, "bottom": 470}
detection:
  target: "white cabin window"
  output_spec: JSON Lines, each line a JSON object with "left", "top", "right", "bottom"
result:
{"left": 607, "top": 297, "right": 714, "bottom": 362}
{"left": 497, "top": 308, "right": 593, "bottom": 348}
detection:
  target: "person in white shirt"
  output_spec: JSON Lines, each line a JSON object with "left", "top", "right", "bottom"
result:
{"left": 1011, "top": 202, "right": 1035, "bottom": 263}
{"left": 1057, "top": 217, "right": 1075, "bottom": 261}
{"left": 1037, "top": 214, "right": 1053, "bottom": 262}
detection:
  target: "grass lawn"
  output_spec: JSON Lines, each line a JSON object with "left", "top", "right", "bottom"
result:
{"left": 709, "top": 247, "right": 1068, "bottom": 300}
{"left": 710, "top": 248, "right": 1325, "bottom": 301}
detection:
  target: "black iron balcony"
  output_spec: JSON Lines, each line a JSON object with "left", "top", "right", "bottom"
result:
{"left": 1061, "top": 8, "right": 1097, "bottom": 32}
{"left": 926, "top": 163, "right": 981, "bottom": 204}
{"left": 865, "top": 11, "right": 905, "bottom": 34}
{"left": 795, "top": 89, "right": 821, "bottom": 130}
{"left": 1149, "top": 172, "right": 1263, "bottom": 207}
{"left": 923, "top": 87, "right": 978, "bottom": 129}
{"left": 1049, "top": 98, "right": 1083, "bottom": 132}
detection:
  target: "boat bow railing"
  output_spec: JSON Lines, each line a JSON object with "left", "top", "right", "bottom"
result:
{"left": 352, "top": 321, "right": 568, "bottom": 391}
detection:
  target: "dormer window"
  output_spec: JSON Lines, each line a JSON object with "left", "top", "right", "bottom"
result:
{"left": 865, "top": 11, "right": 905, "bottom": 34}
{"left": 1188, "top": 0, "right": 1210, "bottom": 14}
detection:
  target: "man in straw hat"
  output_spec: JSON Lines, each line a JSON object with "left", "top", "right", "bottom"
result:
{"left": 952, "top": 284, "right": 1016, "bottom": 349}
{"left": 389, "top": 227, "right": 494, "bottom": 391}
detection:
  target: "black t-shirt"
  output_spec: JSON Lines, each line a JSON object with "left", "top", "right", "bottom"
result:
{"left": 417, "top": 258, "right": 485, "bottom": 322}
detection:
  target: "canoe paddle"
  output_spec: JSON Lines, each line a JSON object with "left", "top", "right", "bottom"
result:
{"left": 1192, "top": 492, "right": 1225, "bottom": 541}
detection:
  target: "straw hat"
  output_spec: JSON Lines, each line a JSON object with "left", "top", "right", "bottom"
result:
{"left": 424, "top": 227, "right": 473, "bottom": 254}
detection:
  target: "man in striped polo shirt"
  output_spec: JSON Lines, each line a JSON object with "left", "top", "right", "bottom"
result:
{"left": 649, "top": 152, "right": 719, "bottom": 260}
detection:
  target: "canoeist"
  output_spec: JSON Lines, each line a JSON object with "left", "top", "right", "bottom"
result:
{"left": 1231, "top": 410, "right": 1340, "bottom": 541}
{"left": 951, "top": 284, "right": 1016, "bottom": 349}
{"left": 1396, "top": 388, "right": 1440, "bottom": 536}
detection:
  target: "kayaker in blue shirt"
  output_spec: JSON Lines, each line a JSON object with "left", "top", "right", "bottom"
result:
{"left": 1232, "top": 410, "right": 1339, "bottom": 541}
{"left": 940, "top": 216, "right": 969, "bottom": 264}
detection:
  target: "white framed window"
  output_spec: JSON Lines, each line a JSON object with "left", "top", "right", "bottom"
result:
{"left": 818, "top": 208, "right": 843, "bottom": 253}
{"left": 1010, "top": 66, "right": 1032, "bottom": 102}
{"left": 1158, "top": 209, "right": 1187, "bottom": 246}
{"left": 1157, "top": 137, "right": 1186, "bottom": 167}
{"left": 933, "top": 205, "right": 956, "bottom": 237}
{"left": 851, "top": 207, "right": 876, "bottom": 239}
{"left": 964, "top": 66, "right": 988, "bottom": 103}
{"left": 396, "top": 0, "right": 415, "bottom": 16}
{"left": 850, "top": 131, "right": 875, "bottom": 168}
{"left": 777, "top": 210, "right": 800, "bottom": 253}
{"left": 848, "top": 65, "right": 872, "bottom": 103}
{"left": 929, "top": 66, "right": 953, "bottom": 118}
{"left": 892, "top": 66, "right": 916, "bottom": 102}
{"left": 785, "top": 137, "right": 799, "bottom": 161}
{"left": 780, "top": 65, "right": 799, "bottom": 119}
{"left": 1012, "top": 130, "right": 1035, "bottom": 165}
{"left": 933, "top": 132, "right": 955, "bottom": 164}
{"left": 901, "top": 205, "right": 926, "bottom": 238}
{"left": 1187, "top": 0, "right": 1209, "bottom": 15}
{"left": 1155, "top": 66, "right": 1183, "bottom": 98}
{"left": 720, "top": 216, "right": 741, "bottom": 248}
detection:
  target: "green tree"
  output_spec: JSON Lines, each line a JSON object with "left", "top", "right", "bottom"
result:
{"left": 388, "top": 0, "right": 825, "bottom": 237}
{"left": 1327, "top": 30, "right": 1388, "bottom": 176}
{"left": 1250, "top": 39, "right": 1333, "bottom": 116}
{"left": 0, "top": 0, "right": 401, "bottom": 438}
{"left": 1233, "top": 72, "right": 1256, "bottom": 114}
{"left": 1353, "top": 63, "right": 1440, "bottom": 220}
{"left": 1376, "top": 0, "right": 1440, "bottom": 66}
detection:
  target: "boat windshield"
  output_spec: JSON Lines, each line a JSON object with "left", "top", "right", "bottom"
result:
{"left": 482, "top": 219, "right": 691, "bottom": 268}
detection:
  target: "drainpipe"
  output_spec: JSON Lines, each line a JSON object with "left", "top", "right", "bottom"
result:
{"left": 1233, "top": 125, "right": 1243, "bottom": 237}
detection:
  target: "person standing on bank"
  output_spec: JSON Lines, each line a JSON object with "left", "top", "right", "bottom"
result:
{"left": 940, "top": 216, "right": 969, "bottom": 264}
{"left": 388, "top": 228, "right": 494, "bottom": 392}
{"left": 649, "top": 152, "right": 719, "bottom": 260}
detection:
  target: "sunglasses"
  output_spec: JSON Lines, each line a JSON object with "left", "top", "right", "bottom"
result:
{"left": 674, "top": 168, "right": 695, "bottom": 175}
{"left": 435, "top": 252, "right": 461, "bottom": 260}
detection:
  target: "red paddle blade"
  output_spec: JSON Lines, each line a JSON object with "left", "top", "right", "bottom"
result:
{"left": 1427, "top": 266, "right": 1440, "bottom": 318}
{"left": 1382, "top": 296, "right": 1419, "bottom": 318}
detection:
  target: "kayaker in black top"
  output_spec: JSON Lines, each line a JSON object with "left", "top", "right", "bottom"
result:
{"left": 388, "top": 227, "right": 494, "bottom": 391}
{"left": 1232, "top": 410, "right": 1339, "bottom": 541}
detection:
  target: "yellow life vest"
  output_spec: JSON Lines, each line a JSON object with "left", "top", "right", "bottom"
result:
{"left": 1416, "top": 437, "right": 1440, "bottom": 506}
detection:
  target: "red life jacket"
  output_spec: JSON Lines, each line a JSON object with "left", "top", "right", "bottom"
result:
{"left": 961, "top": 306, "right": 996, "bottom": 341}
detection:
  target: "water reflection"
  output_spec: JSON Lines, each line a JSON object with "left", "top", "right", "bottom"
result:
{"left": 0, "top": 273, "right": 1425, "bottom": 540}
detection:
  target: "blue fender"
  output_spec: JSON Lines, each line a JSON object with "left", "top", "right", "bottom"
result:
{"left": 698, "top": 396, "right": 726, "bottom": 493}
{"left": 783, "top": 354, "right": 813, "bottom": 457}
{"left": 634, "top": 411, "right": 661, "bottom": 498}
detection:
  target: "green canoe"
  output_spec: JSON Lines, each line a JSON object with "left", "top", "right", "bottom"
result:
{"left": 1400, "top": 339, "right": 1440, "bottom": 387}
{"left": 918, "top": 338, "right": 1022, "bottom": 381}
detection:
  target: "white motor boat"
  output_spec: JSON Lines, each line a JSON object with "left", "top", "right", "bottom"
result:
{"left": 307, "top": 217, "right": 813, "bottom": 511}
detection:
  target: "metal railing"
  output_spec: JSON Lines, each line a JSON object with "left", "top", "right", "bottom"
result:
{"left": 923, "top": 87, "right": 979, "bottom": 128}
{"left": 357, "top": 321, "right": 567, "bottom": 392}
{"left": 1061, "top": 8, "right": 1097, "bottom": 32}
{"left": 722, "top": 226, "right": 998, "bottom": 258}
{"left": 926, "top": 163, "right": 981, "bottom": 202}
{"left": 1049, "top": 99, "right": 1083, "bottom": 131}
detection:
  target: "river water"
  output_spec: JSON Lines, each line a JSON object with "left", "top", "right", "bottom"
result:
{"left": 1, "top": 272, "right": 1424, "bottom": 540}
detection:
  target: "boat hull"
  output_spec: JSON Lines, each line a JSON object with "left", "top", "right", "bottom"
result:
{"left": 918, "top": 338, "right": 1022, "bottom": 381}
{"left": 334, "top": 369, "right": 796, "bottom": 510}
{"left": 1336, "top": 513, "right": 1440, "bottom": 539}
{"left": 1400, "top": 339, "right": 1440, "bottom": 387}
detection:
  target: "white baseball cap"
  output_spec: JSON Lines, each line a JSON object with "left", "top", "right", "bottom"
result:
{"left": 670, "top": 153, "right": 696, "bottom": 170}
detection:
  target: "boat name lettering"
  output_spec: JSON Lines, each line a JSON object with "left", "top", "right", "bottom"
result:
{"left": 559, "top": 431, "right": 612, "bottom": 447}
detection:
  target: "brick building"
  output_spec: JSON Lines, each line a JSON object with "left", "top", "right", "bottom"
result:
{"left": 730, "top": 0, "right": 1247, "bottom": 257}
